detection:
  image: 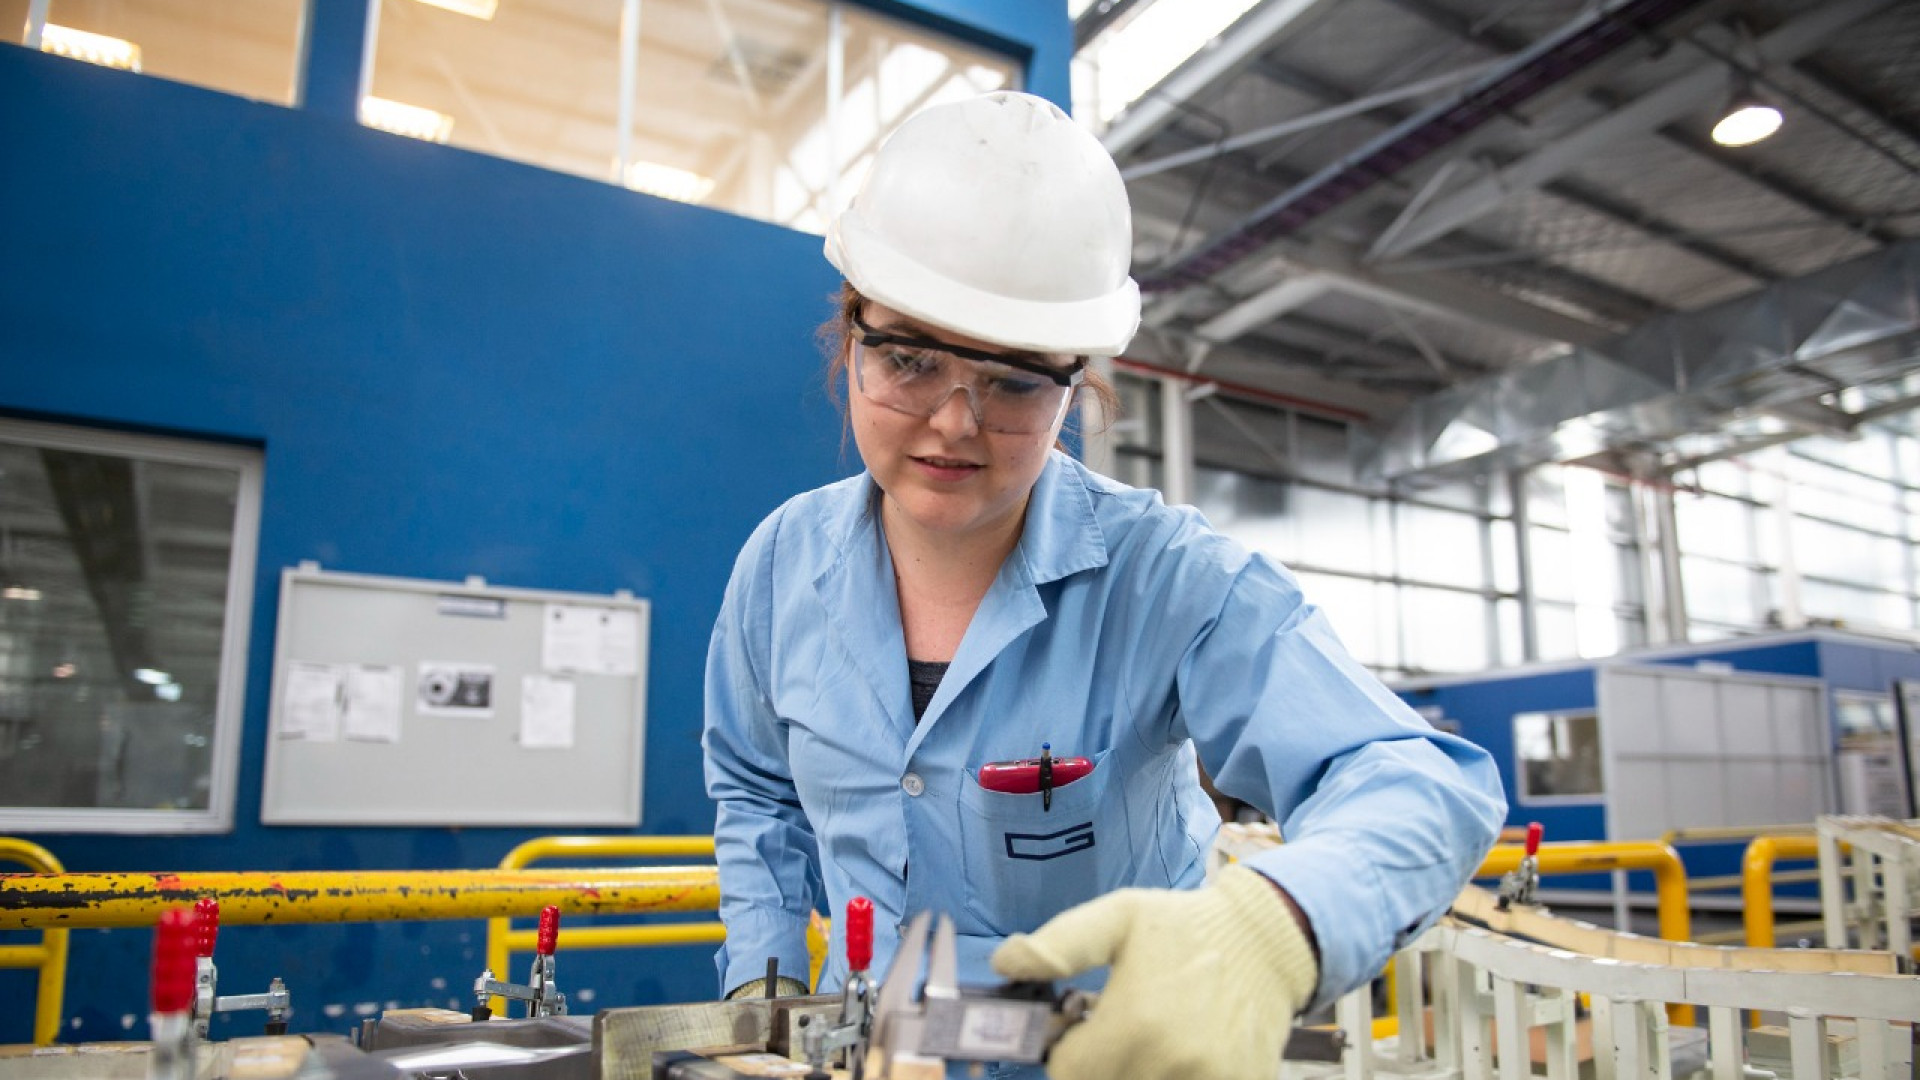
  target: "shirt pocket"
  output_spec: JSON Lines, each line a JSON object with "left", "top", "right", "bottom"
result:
{"left": 956, "top": 747, "right": 1123, "bottom": 936}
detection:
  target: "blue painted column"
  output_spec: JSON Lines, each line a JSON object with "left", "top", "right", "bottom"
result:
{"left": 297, "top": 0, "right": 376, "bottom": 121}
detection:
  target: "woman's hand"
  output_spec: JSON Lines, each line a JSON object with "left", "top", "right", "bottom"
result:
{"left": 990, "top": 865, "right": 1318, "bottom": 1080}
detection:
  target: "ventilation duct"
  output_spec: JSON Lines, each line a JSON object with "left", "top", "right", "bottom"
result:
{"left": 1361, "top": 240, "right": 1920, "bottom": 485}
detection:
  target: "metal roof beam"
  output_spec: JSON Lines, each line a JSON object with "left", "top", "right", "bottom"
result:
{"left": 1372, "top": 0, "right": 1899, "bottom": 259}
{"left": 1099, "top": 0, "right": 1340, "bottom": 160}
{"left": 1791, "top": 58, "right": 1920, "bottom": 155}
{"left": 1540, "top": 175, "right": 1776, "bottom": 282}
{"left": 1654, "top": 124, "right": 1900, "bottom": 246}
{"left": 1197, "top": 274, "right": 1335, "bottom": 343}
{"left": 1278, "top": 252, "right": 1614, "bottom": 347}
{"left": 1121, "top": 62, "right": 1494, "bottom": 182}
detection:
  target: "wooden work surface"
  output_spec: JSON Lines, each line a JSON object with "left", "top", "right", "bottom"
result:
{"left": 1449, "top": 885, "right": 1899, "bottom": 974}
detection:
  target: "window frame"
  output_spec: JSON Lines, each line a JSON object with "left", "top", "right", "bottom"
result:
{"left": 0, "top": 416, "right": 262, "bottom": 834}
{"left": 1511, "top": 707, "right": 1605, "bottom": 807}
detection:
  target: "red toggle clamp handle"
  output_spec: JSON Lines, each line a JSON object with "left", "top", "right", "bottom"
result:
{"left": 152, "top": 908, "right": 199, "bottom": 1014}
{"left": 1525, "top": 821, "right": 1543, "bottom": 856}
{"left": 536, "top": 905, "right": 561, "bottom": 956}
{"left": 846, "top": 896, "right": 873, "bottom": 973}
{"left": 195, "top": 897, "right": 220, "bottom": 958}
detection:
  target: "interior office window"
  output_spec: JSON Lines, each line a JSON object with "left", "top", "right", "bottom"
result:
{"left": 0, "top": 418, "right": 260, "bottom": 832}
{"left": 1513, "top": 710, "right": 1603, "bottom": 803}
{"left": 781, "top": 5, "right": 1017, "bottom": 231}
{"left": 15, "top": 0, "right": 305, "bottom": 104}
{"left": 364, "top": 0, "right": 1016, "bottom": 228}
{"left": 366, "top": 0, "right": 628, "bottom": 177}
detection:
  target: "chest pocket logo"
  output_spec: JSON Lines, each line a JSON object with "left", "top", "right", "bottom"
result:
{"left": 1004, "top": 822, "right": 1095, "bottom": 861}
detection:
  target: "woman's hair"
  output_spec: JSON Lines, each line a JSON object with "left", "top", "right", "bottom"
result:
{"left": 817, "top": 281, "right": 1124, "bottom": 449}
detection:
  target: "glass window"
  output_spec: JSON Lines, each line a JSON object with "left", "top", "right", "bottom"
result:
{"left": 1682, "top": 555, "right": 1765, "bottom": 627}
{"left": 1293, "top": 485, "right": 1375, "bottom": 576}
{"left": 1674, "top": 492, "right": 1754, "bottom": 562}
{"left": 362, "top": 0, "right": 1017, "bottom": 226}
{"left": 1522, "top": 465, "right": 1570, "bottom": 529}
{"left": 1513, "top": 711, "right": 1603, "bottom": 803}
{"left": 1801, "top": 579, "right": 1915, "bottom": 631}
{"left": 1534, "top": 601, "right": 1578, "bottom": 662}
{"left": 20, "top": 0, "right": 306, "bottom": 104}
{"left": 1495, "top": 598, "right": 1524, "bottom": 666}
{"left": 1489, "top": 517, "right": 1518, "bottom": 593}
{"left": 1396, "top": 504, "right": 1485, "bottom": 590}
{"left": 1401, "top": 585, "right": 1490, "bottom": 674}
{"left": 0, "top": 419, "right": 260, "bottom": 832}
{"left": 1528, "top": 525, "right": 1576, "bottom": 603}
{"left": 368, "top": 0, "right": 628, "bottom": 181}
{"left": 1793, "top": 516, "right": 1907, "bottom": 589}
{"left": 1295, "top": 571, "right": 1391, "bottom": 669}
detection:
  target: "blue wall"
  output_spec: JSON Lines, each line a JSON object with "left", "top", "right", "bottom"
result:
{"left": 0, "top": 0, "right": 1069, "bottom": 1044}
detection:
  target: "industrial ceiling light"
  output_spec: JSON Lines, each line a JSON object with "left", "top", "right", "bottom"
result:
{"left": 414, "top": 0, "right": 499, "bottom": 19}
{"left": 40, "top": 24, "right": 142, "bottom": 71}
{"left": 623, "top": 160, "right": 716, "bottom": 204}
{"left": 1712, "top": 90, "right": 1782, "bottom": 147}
{"left": 360, "top": 96, "right": 455, "bottom": 143}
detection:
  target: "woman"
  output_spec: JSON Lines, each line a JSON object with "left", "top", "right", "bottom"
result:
{"left": 704, "top": 91, "right": 1506, "bottom": 1080}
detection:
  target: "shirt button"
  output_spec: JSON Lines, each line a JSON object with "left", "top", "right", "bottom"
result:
{"left": 901, "top": 773, "right": 925, "bottom": 797}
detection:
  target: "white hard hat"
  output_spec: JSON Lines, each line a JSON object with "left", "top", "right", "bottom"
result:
{"left": 825, "top": 91, "right": 1140, "bottom": 357}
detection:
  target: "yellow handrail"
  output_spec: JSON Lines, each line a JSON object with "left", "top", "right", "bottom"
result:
{"left": 0, "top": 838, "right": 67, "bottom": 1046}
{"left": 488, "top": 836, "right": 725, "bottom": 1014}
{"left": 1742, "top": 834, "right": 1822, "bottom": 950}
{"left": 0, "top": 867, "right": 719, "bottom": 930}
{"left": 1474, "top": 839, "right": 1693, "bottom": 1026}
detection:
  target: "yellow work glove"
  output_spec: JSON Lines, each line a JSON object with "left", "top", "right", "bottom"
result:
{"left": 991, "top": 865, "right": 1318, "bottom": 1080}
{"left": 724, "top": 975, "right": 810, "bottom": 1000}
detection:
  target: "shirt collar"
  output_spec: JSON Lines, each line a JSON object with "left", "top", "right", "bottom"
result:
{"left": 814, "top": 451, "right": 1111, "bottom": 585}
{"left": 1014, "top": 451, "right": 1110, "bottom": 585}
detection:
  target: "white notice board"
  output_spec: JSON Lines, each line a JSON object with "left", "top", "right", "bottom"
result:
{"left": 261, "top": 565, "right": 650, "bottom": 826}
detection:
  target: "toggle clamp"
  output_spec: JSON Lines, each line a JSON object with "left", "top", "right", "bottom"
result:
{"left": 473, "top": 905, "right": 568, "bottom": 1020}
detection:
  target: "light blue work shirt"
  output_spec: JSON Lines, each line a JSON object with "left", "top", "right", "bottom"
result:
{"left": 704, "top": 451, "right": 1505, "bottom": 1022}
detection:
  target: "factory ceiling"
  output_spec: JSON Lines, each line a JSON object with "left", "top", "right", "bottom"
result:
{"left": 1088, "top": 0, "right": 1920, "bottom": 484}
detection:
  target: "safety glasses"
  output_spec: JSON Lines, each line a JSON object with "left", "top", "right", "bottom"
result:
{"left": 850, "top": 312, "right": 1084, "bottom": 435}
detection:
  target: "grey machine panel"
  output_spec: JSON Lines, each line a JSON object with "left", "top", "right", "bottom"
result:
{"left": 1597, "top": 662, "right": 1831, "bottom": 841}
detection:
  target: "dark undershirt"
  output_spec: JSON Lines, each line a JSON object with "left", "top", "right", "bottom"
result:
{"left": 907, "top": 659, "right": 949, "bottom": 723}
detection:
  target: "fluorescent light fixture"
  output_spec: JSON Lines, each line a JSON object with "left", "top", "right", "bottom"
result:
{"left": 134, "top": 667, "right": 173, "bottom": 685}
{"left": 1712, "top": 98, "right": 1781, "bottom": 147}
{"left": 2, "top": 586, "right": 40, "bottom": 601}
{"left": 41, "top": 24, "right": 142, "bottom": 71}
{"left": 415, "top": 0, "right": 499, "bottom": 18}
{"left": 156, "top": 682, "right": 184, "bottom": 702}
{"left": 623, "top": 160, "right": 716, "bottom": 204}
{"left": 360, "top": 96, "right": 456, "bottom": 143}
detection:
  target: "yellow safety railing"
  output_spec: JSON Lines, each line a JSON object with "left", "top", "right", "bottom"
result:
{"left": 1659, "top": 823, "right": 1816, "bottom": 897}
{"left": 488, "top": 836, "right": 727, "bottom": 1013}
{"left": 1741, "top": 833, "right": 1825, "bottom": 950}
{"left": 1473, "top": 839, "right": 1694, "bottom": 1026}
{"left": 0, "top": 867, "right": 720, "bottom": 930}
{"left": 0, "top": 838, "right": 68, "bottom": 1046}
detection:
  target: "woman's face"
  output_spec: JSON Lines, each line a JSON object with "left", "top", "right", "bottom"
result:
{"left": 847, "top": 302, "right": 1070, "bottom": 545}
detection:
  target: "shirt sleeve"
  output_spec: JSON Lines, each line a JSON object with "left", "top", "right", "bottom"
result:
{"left": 1160, "top": 519, "right": 1507, "bottom": 1012}
{"left": 702, "top": 513, "right": 824, "bottom": 998}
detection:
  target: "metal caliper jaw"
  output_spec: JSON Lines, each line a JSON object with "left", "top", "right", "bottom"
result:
{"left": 867, "top": 912, "right": 1092, "bottom": 1078}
